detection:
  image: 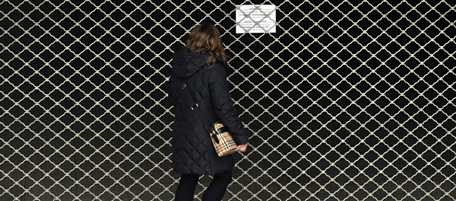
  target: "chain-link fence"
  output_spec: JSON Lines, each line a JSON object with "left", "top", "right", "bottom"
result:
{"left": 1, "top": 0, "right": 455, "bottom": 200}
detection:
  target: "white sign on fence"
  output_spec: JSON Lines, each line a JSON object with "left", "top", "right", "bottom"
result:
{"left": 236, "top": 5, "right": 276, "bottom": 34}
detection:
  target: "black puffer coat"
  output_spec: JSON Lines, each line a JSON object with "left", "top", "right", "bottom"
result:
{"left": 169, "top": 51, "right": 250, "bottom": 175}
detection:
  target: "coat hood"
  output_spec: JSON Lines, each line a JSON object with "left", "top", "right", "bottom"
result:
{"left": 172, "top": 51, "right": 208, "bottom": 78}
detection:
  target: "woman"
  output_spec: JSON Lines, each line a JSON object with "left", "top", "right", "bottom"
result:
{"left": 168, "top": 23, "right": 250, "bottom": 200}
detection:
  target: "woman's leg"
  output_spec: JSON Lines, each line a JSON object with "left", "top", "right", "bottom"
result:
{"left": 175, "top": 174, "right": 200, "bottom": 201}
{"left": 202, "top": 169, "right": 233, "bottom": 201}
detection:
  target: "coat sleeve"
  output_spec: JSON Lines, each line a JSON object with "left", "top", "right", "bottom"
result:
{"left": 208, "top": 64, "right": 250, "bottom": 145}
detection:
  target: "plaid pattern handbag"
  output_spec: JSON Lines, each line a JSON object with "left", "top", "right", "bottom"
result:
{"left": 181, "top": 82, "right": 237, "bottom": 157}
{"left": 211, "top": 122, "right": 237, "bottom": 156}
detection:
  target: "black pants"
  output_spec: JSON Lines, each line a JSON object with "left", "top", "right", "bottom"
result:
{"left": 175, "top": 169, "right": 232, "bottom": 201}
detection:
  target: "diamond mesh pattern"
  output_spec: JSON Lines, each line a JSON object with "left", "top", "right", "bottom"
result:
{"left": 1, "top": 0, "right": 455, "bottom": 200}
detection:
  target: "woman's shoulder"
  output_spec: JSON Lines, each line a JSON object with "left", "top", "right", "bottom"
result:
{"left": 209, "top": 61, "right": 228, "bottom": 69}
{"left": 205, "top": 63, "right": 229, "bottom": 82}
{"left": 206, "top": 62, "right": 227, "bottom": 74}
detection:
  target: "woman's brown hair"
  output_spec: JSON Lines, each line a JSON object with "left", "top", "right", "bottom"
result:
{"left": 183, "top": 24, "right": 229, "bottom": 67}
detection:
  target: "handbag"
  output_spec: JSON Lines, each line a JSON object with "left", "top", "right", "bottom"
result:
{"left": 181, "top": 82, "right": 237, "bottom": 157}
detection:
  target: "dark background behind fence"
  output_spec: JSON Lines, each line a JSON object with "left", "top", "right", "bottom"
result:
{"left": 1, "top": 0, "right": 455, "bottom": 200}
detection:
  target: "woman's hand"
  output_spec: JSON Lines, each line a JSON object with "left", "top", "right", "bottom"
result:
{"left": 236, "top": 144, "right": 248, "bottom": 153}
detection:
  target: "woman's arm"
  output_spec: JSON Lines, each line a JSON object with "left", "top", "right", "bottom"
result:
{"left": 208, "top": 64, "right": 250, "bottom": 145}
